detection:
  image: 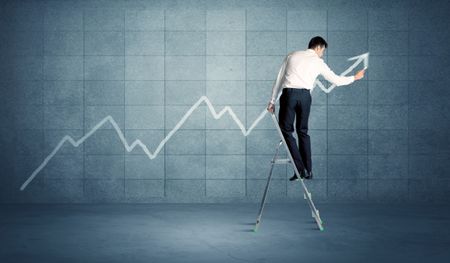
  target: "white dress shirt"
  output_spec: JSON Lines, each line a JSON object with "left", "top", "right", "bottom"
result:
{"left": 269, "top": 48, "right": 355, "bottom": 104}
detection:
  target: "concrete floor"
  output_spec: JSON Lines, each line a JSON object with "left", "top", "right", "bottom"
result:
{"left": 1, "top": 203, "right": 450, "bottom": 263}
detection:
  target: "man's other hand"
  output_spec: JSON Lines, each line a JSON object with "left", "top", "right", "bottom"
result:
{"left": 354, "top": 69, "right": 365, "bottom": 80}
{"left": 267, "top": 102, "right": 275, "bottom": 113}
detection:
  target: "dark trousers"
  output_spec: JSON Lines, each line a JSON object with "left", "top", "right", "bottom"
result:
{"left": 278, "top": 87, "right": 312, "bottom": 173}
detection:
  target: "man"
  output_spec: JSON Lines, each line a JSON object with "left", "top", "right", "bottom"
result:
{"left": 266, "top": 36, "right": 365, "bottom": 181}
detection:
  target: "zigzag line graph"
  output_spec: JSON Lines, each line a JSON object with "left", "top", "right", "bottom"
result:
{"left": 19, "top": 52, "right": 369, "bottom": 191}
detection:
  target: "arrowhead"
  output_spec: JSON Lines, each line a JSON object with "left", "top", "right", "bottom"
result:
{"left": 347, "top": 52, "right": 369, "bottom": 69}
{"left": 347, "top": 52, "right": 369, "bottom": 61}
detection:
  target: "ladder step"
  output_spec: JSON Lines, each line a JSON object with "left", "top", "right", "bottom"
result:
{"left": 303, "top": 192, "right": 312, "bottom": 200}
{"left": 272, "top": 159, "right": 291, "bottom": 164}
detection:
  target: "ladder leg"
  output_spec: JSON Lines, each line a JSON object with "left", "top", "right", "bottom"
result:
{"left": 254, "top": 141, "right": 282, "bottom": 232}
{"left": 300, "top": 179, "right": 324, "bottom": 229}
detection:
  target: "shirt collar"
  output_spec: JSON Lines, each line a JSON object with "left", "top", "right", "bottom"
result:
{"left": 307, "top": 48, "right": 318, "bottom": 56}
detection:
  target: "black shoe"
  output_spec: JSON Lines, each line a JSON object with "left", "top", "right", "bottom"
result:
{"left": 304, "top": 170, "right": 313, "bottom": 180}
{"left": 289, "top": 169, "right": 306, "bottom": 181}
{"left": 289, "top": 173, "right": 299, "bottom": 181}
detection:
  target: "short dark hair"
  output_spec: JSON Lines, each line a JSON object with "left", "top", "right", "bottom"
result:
{"left": 308, "top": 36, "right": 328, "bottom": 49}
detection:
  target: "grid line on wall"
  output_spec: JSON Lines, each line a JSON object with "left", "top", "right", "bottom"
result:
{"left": 204, "top": 8, "right": 207, "bottom": 197}
{"left": 406, "top": 8, "right": 410, "bottom": 201}
{"left": 163, "top": 9, "right": 167, "bottom": 197}
{"left": 244, "top": 8, "right": 248, "bottom": 197}
{"left": 123, "top": 8, "right": 126, "bottom": 197}
{"left": 366, "top": 9, "right": 369, "bottom": 201}
{"left": 82, "top": 8, "right": 86, "bottom": 199}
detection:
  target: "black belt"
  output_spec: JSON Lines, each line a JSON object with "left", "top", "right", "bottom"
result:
{"left": 284, "top": 87, "right": 309, "bottom": 90}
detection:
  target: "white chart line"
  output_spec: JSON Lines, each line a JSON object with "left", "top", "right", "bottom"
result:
{"left": 19, "top": 52, "right": 369, "bottom": 191}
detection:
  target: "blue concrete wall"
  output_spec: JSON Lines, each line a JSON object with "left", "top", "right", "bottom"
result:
{"left": 1, "top": 0, "right": 449, "bottom": 203}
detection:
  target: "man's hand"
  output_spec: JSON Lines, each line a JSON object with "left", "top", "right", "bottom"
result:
{"left": 267, "top": 102, "right": 275, "bottom": 113}
{"left": 354, "top": 69, "right": 365, "bottom": 80}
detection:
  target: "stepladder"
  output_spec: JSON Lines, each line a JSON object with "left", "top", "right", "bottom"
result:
{"left": 254, "top": 112, "right": 324, "bottom": 232}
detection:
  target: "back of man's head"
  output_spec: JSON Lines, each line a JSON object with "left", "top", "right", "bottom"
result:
{"left": 308, "top": 36, "right": 328, "bottom": 49}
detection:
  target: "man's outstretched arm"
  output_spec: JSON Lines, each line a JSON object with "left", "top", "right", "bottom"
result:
{"left": 319, "top": 59, "right": 365, "bottom": 86}
{"left": 319, "top": 59, "right": 355, "bottom": 86}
